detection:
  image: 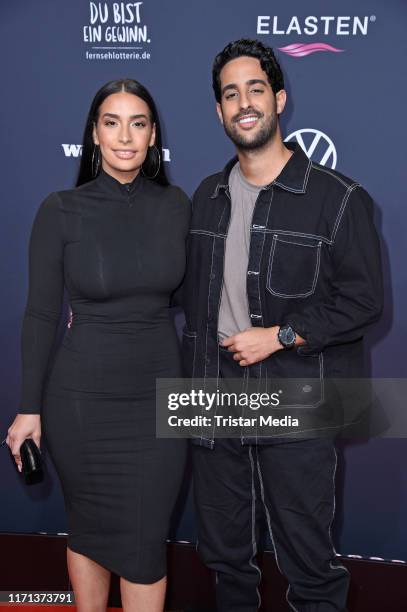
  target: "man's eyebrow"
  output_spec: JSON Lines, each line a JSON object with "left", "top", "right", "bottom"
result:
{"left": 221, "top": 79, "right": 268, "bottom": 95}
{"left": 246, "top": 79, "right": 268, "bottom": 87}
{"left": 221, "top": 83, "right": 238, "bottom": 95}
{"left": 101, "top": 112, "right": 148, "bottom": 119}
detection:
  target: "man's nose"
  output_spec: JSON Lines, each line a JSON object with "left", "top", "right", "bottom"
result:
{"left": 239, "top": 91, "right": 251, "bottom": 109}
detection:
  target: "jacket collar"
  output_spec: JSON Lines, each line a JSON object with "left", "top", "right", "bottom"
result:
{"left": 210, "top": 141, "right": 312, "bottom": 198}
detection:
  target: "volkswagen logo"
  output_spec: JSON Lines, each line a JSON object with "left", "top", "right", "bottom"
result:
{"left": 284, "top": 129, "right": 337, "bottom": 169}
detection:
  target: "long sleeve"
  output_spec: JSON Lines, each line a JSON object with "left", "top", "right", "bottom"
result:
{"left": 284, "top": 185, "right": 384, "bottom": 354}
{"left": 169, "top": 187, "right": 192, "bottom": 308}
{"left": 18, "top": 192, "right": 65, "bottom": 414}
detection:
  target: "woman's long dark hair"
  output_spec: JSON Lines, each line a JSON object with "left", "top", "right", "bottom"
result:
{"left": 76, "top": 78, "right": 169, "bottom": 187}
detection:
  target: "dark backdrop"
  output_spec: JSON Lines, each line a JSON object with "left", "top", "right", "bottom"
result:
{"left": 1, "top": 0, "right": 406, "bottom": 562}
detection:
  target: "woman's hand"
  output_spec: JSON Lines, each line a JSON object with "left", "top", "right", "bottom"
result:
{"left": 6, "top": 414, "right": 41, "bottom": 472}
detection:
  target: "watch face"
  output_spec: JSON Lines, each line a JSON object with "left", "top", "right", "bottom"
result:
{"left": 280, "top": 326, "right": 295, "bottom": 347}
{"left": 286, "top": 327, "right": 296, "bottom": 344}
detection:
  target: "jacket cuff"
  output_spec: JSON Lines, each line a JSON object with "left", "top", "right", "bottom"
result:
{"left": 283, "top": 316, "right": 323, "bottom": 355}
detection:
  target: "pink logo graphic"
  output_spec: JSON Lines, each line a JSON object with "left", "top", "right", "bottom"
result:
{"left": 278, "top": 43, "right": 344, "bottom": 57}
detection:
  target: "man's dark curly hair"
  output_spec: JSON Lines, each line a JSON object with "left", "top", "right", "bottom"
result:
{"left": 212, "top": 38, "right": 284, "bottom": 103}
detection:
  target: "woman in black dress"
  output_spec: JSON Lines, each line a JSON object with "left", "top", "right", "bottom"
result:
{"left": 6, "top": 79, "right": 190, "bottom": 611}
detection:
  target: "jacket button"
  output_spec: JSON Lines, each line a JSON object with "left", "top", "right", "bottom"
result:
{"left": 210, "top": 273, "right": 216, "bottom": 280}
{"left": 205, "top": 357, "right": 211, "bottom": 365}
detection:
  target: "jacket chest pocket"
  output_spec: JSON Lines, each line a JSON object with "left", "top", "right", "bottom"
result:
{"left": 266, "top": 234, "right": 322, "bottom": 298}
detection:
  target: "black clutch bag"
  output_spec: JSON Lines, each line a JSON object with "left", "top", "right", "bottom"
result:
{"left": 20, "top": 439, "right": 43, "bottom": 485}
{"left": 1, "top": 437, "right": 43, "bottom": 484}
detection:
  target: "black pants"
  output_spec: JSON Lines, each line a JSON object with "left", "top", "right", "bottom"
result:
{"left": 192, "top": 347, "right": 350, "bottom": 612}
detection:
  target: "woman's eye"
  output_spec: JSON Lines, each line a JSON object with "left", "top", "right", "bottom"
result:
{"left": 103, "top": 120, "right": 146, "bottom": 127}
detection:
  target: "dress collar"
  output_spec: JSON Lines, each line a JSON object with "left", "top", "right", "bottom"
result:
{"left": 96, "top": 166, "right": 143, "bottom": 196}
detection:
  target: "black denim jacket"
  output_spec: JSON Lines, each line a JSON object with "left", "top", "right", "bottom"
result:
{"left": 182, "top": 142, "right": 383, "bottom": 447}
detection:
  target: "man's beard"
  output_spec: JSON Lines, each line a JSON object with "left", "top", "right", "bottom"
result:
{"left": 223, "top": 109, "right": 278, "bottom": 151}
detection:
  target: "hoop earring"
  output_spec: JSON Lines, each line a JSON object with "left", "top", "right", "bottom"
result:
{"left": 141, "top": 145, "right": 161, "bottom": 179}
{"left": 92, "top": 145, "right": 101, "bottom": 177}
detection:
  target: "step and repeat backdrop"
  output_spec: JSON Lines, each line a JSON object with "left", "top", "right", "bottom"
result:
{"left": 1, "top": 1, "right": 406, "bottom": 562}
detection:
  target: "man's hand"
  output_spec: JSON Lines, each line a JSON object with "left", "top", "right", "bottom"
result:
{"left": 222, "top": 326, "right": 284, "bottom": 366}
{"left": 222, "top": 326, "right": 305, "bottom": 366}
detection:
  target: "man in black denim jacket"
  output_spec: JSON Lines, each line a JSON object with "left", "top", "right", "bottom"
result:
{"left": 182, "top": 39, "right": 383, "bottom": 612}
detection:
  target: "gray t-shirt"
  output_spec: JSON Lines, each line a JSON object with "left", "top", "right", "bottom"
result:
{"left": 218, "top": 162, "right": 265, "bottom": 342}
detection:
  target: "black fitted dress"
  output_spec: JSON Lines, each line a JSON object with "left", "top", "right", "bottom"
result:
{"left": 18, "top": 167, "right": 190, "bottom": 583}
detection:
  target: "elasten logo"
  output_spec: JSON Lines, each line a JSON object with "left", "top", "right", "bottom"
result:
{"left": 256, "top": 14, "right": 377, "bottom": 57}
{"left": 278, "top": 43, "right": 343, "bottom": 57}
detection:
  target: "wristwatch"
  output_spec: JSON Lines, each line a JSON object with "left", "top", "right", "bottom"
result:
{"left": 277, "top": 324, "right": 296, "bottom": 349}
